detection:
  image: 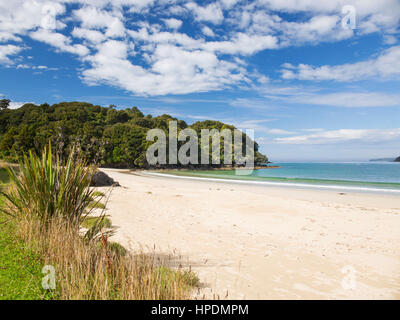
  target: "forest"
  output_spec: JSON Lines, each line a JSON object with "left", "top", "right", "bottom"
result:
{"left": 0, "top": 101, "right": 268, "bottom": 168}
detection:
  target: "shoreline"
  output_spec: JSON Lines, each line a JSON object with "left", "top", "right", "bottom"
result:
{"left": 100, "top": 165, "right": 281, "bottom": 171}
{"left": 100, "top": 169, "right": 400, "bottom": 299}
{"left": 142, "top": 171, "right": 400, "bottom": 195}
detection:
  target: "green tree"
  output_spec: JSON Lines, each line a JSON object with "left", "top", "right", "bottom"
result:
{"left": 0, "top": 99, "right": 11, "bottom": 110}
{"left": 0, "top": 101, "right": 268, "bottom": 168}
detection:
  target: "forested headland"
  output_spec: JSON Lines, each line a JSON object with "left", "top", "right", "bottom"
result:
{"left": 0, "top": 101, "right": 268, "bottom": 168}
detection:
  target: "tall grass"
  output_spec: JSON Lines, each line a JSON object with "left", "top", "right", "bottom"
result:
{"left": 0, "top": 145, "right": 198, "bottom": 299}
{"left": 16, "top": 216, "right": 197, "bottom": 299}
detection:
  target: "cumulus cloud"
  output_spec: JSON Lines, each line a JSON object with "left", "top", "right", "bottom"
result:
{"left": 71, "top": 27, "right": 106, "bottom": 44}
{"left": 0, "top": 44, "right": 23, "bottom": 64}
{"left": 0, "top": 0, "right": 399, "bottom": 95}
{"left": 201, "top": 26, "right": 215, "bottom": 37}
{"left": 30, "top": 29, "right": 89, "bottom": 56}
{"left": 163, "top": 18, "right": 183, "bottom": 30}
{"left": 82, "top": 40, "right": 247, "bottom": 95}
{"left": 204, "top": 33, "right": 278, "bottom": 55}
{"left": 257, "top": 0, "right": 400, "bottom": 35}
{"left": 185, "top": 2, "right": 224, "bottom": 25}
{"left": 73, "top": 6, "right": 125, "bottom": 37}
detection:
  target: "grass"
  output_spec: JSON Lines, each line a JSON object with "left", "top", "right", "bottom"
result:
{"left": 106, "top": 242, "right": 127, "bottom": 257}
{"left": 0, "top": 169, "right": 9, "bottom": 183}
{"left": 88, "top": 202, "right": 106, "bottom": 209}
{"left": 0, "top": 168, "right": 10, "bottom": 191}
{"left": 0, "top": 146, "right": 199, "bottom": 300}
{"left": 15, "top": 215, "right": 198, "bottom": 299}
{"left": 1, "top": 170, "right": 51, "bottom": 299}
{"left": 81, "top": 216, "right": 112, "bottom": 229}
{"left": 155, "top": 266, "right": 200, "bottom": 290}
{"left": 0, "top": 196, "right": 55, "bottom": 300}
{"left": 92, "top": 191, "right": 105, "bottom": 197}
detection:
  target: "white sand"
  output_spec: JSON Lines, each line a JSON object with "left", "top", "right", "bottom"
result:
{"left": 99, "top": 169, "right": 400, "bottom": 300}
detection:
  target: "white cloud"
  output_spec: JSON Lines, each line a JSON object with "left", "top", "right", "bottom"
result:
{"left": 163, "top": 18, "right": 182, "bottom": 30}
{"left": 9, "top": 101, "right": 31, "bottom": 109}
{"left": 185, "top": 2, "right": 224, "bottom": 25}
{"left": 30, "top": 29, "right": 89, "bottom": 56}
{"left": 73, "top": 6, "right": 125, "bottom": 37}
{"left": 229, "top": 98, "right": 277, "bottom": 109}
{"left": 72, "top": 27, "right": 106, "bottom": 44}
{"left": 0, "top": 44, "right": 23, "bottom": 64}
{"left": 0, "top": 0, "right": 66, "bottom": 38}
{"left": 204, "top": 33, "right": 278, "bottom": 55}
{"left": 201, "top": 26, "right": 215, "bottom": 37}
{"left": 268, "top": 129, "right": 296, "bottom": 135}
{"left": 82, "top": 40, "right": 246, "bottom": 95}
{"left": 220, "top": 0, "right": 239, "bottom": 9}
{"left": 383, "top": 35, "right": 397, "bottom": 45}
{"left": 302, "top": 128, "right": 324, "bottom": 132}
{"left": 257, "top": 0, "right": 400, "bottom": 35}
{"left": 281, "top": 45, "right": 400, "bottom": 81}
{"left": 15, "top": 63, "right": 57, "bottom": 71}
{"left": 0, "top": 0, "right": 399, "bottom": 96}
{"left": 232, "top": 119, "right": 278, "bottom": 135}
{"left": 275, "top": 128, "right": 400, "bottom": 144}
{"left": 0, "top": 32, "right": 21, "bottom": 42}
{"left": 293, "top": 92, "right": 400, "bottom": 108}
{"left": 257, "top": 83, "right": 400, "bottom": 108}
{"left": 278, "top": 15, "right": 353, "bottom": 45}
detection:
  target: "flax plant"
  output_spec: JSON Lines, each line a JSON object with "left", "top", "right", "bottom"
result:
{"left": 0, "top": 144, "right": 105, "bottom": 238}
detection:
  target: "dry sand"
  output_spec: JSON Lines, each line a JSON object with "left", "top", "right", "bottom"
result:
{"left": 99, "top": 169, "right": 400, "bottom": 300}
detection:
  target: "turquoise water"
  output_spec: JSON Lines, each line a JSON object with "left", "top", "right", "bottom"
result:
{"left": 165, "top": 162, "right": 400, "bottom": 192}
{"left": 254, "top": 162, "right": 400, "bottom": 183}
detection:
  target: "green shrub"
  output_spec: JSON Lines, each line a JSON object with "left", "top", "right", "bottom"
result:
{"left": 82, "top": 216, "right": 112, "bottom": 229}
{"left": 92, "top": 191, "right": 105, "bottom": 197}
{"left": 107, "top": 241, "right": 127, "bottom": 257}
{"left": 88, "top": 202, "right": 106, "bottom": 209}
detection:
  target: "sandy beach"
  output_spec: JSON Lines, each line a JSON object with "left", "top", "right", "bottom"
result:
{"left": 100, "top": 169, "right": 400, "bottom": 300}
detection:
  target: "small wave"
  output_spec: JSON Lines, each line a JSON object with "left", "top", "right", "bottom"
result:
{"left": 145, "top": 172, "right": 400, "bottom": 194}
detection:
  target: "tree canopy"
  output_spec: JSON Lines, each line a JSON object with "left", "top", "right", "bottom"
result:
{"left": 0, "top": 102, "right": 268, "bottom": 168}
{"left": 0, "top": 99, "right": 11, "bottom": 110}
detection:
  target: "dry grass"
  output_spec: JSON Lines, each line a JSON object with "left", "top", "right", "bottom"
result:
{"left": 15, "top": 215, "right": 197, "bottom": 299}
{"left": 1, "top": 144, "right": 199, "bottom": 300}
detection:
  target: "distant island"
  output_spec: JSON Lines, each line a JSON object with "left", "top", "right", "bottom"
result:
{"left": 370, "top": 157, "right": 400, "bottom": 162}
{"left": 370, "top": 158, "right": 395, "bottom": 162}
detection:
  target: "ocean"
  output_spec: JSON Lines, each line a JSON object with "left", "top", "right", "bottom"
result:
{"left": 163, "top": 162, "right": 400, "bottom": 193}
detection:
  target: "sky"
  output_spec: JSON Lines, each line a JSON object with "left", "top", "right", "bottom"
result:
{"left": 0, "top": 0, "right": 399, "bottom": 161}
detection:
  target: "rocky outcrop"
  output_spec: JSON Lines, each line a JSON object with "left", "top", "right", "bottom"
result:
{"left": 395, "top": 156, "right": 400, "bottom": 162}
{"left": 90, "top": 170, "right": 120, "bottom": 187}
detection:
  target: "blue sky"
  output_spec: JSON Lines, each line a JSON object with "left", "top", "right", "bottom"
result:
{"left": 0, "top": 0, "right": 400, "bottom": 161}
